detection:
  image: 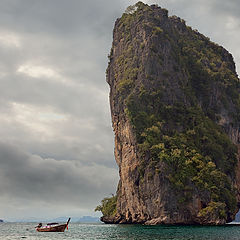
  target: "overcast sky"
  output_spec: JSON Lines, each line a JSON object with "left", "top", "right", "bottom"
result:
{"left": 0, "top": 0, "right": 239, "bottom": 221}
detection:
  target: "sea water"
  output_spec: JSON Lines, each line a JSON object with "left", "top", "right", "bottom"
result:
{"left": 1, "top": 222, "right": 240, "bottom": 240}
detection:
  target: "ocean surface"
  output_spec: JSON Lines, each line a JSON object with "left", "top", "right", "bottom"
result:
{"left": 1, "top": 222, "right": 240, "bottom": 240}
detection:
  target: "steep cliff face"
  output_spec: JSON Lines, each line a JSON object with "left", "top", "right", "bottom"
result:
{"left": 106, "top": 2, "right": 240, "bottom": 225}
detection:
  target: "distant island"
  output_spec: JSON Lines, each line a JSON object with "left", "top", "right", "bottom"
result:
{"left": 45, "top": 216, "right": 100, "bottom": 223}
{"left": 78, "top": 216, "right": 100, "bottom": 223}
{"left": 44, "top": 216, "right": 99, "bottom": 223}
{"left": 7, "top": 216, "right": 100, "bottom": 223}
{"left": 233, "top": 211, "right": 240, "bottom": 222}
{"left": 96, "top": 1, "right": 240, "bottom": 225}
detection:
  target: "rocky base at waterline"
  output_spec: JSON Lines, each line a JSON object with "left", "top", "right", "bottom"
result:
{"left": 101, "top": 214, "right": 227, "bottom": 225}
{"left": 102, "top": 1, "right": 240, "bottom": 225}
{"left": 100, "top": 216, "right": 121, "bottom": 224}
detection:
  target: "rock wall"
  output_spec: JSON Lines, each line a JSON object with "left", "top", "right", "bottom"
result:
{"left": 106, "top": 2, "right": 240, "bottom": 225}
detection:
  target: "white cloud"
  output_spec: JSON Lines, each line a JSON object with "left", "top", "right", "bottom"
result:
{"left": 12, "top": 102, "right": 66, "bottom": 120}
{"left": 226, "top": 16, "right": 240, "bottom": 30}
{"left": 17, "top": 64, "right": 60, "bottom": 79}
{"left": 0, "top": 31, "right": 21, "bottom": 48}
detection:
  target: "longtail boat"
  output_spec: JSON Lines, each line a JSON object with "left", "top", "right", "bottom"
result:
{"left": 36, "top": 218, "right": 71, "bottom": 232}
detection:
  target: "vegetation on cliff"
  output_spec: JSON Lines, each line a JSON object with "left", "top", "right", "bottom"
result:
{"left": 100, "top": 2, "right": 240, "bottom": 224}
{"left": 95, "top": 195, "right": 117, "bottom": 218}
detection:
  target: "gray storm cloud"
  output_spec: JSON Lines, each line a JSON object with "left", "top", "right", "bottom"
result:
{"left": 0, "top": 142, "right": 118, "bottom": 219}
{"left": 0, "top": 0, "right": 239, "bottom": 220}
{"left": 0, "top": 142, "right": 117, "bottom": 201}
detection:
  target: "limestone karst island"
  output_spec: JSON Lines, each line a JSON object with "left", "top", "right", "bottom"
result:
{"left": 95, "top": 2, "right": 240, "bottom": 225}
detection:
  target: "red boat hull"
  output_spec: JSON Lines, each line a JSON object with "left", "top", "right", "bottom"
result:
{"left": 36, "top": 223, "right": 67, "bottom": 232}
